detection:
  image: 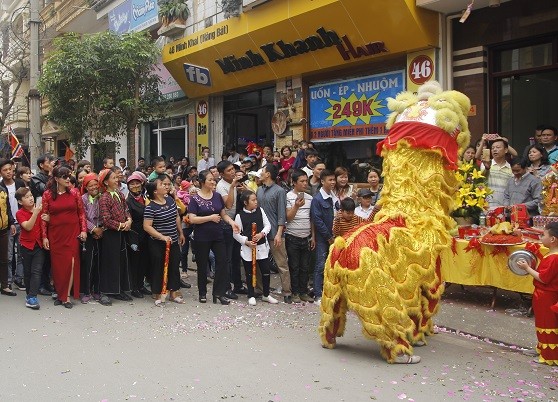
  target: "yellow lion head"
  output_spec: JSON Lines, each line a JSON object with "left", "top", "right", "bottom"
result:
{"left": 385, "top": 81, "right": 471, "bottom": 157}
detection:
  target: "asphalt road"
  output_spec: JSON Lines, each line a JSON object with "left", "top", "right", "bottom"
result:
{"left": 0, "top": 275, "right": 556, "bottom": 402}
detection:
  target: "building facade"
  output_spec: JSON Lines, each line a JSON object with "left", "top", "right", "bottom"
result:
{"left": 419, "top": 0, "right": 558, "bottom": 153}
{"left": 163, "top": 0, "right": 440, "bottom": 176}
{"left": 16, "top": 1, "right": 549, "bottom": 175}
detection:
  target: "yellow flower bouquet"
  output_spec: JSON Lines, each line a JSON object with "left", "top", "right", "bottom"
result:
{"left": 451, "top": 162, "right": 492, "bottom": 222}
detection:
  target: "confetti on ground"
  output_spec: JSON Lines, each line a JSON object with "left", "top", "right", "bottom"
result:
{"left": 159, "top": 302, "right": 319, "bottom": 335}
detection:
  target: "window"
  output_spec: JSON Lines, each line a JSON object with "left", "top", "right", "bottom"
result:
{"left": 492, "top": 38, "right": 558, "bottom": 153}
{"left": 496, "top": 43, "right": 552, "bottom": 72}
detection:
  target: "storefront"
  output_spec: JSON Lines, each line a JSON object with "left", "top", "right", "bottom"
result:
{"left": 451, "top": 0, "right": 558, "bottom": 151}
{"left": 223, "top": 87, "right": 275, "bottom": 154}
{"left": 162, "top": 0, "right": 440, "bottom": 175}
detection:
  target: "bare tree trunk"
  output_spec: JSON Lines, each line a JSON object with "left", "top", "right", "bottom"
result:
{"left": 127, "top": 124, "right": 136, "bottom": 169}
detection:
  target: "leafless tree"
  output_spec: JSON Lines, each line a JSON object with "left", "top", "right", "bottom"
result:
{"left": 0, "top": 5, "right": 30, "bottom": 138}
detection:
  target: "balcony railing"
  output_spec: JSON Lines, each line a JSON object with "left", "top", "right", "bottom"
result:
{"left": 40, "top": 0, "right": 57, "bottom": 29}
{"left": 89, "top": 0, "right": 118, "bottom": 13}
{"left": 56, "top": 0, "right": 89, "bottom": 31}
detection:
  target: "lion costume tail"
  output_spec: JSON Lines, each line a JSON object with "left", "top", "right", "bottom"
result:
{"left": 318, "top": 216, "right": 444, "bottom": 362}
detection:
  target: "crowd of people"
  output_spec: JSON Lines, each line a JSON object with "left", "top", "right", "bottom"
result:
{"left": 0, "top": 126, "right": 558, "bottom": 309}
{"left": 0, "top": 142, "right": 383, "bottom": 310}
{"left": 0, "top": 130, "right": 556, "bottom": 366}
{"left": 460, "top": 125, "right": 558, "bottom": 215}
{"left": 459, "top": 124, "right": 558, "bottom": 366}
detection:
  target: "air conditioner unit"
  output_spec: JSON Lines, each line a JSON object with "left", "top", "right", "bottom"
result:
{"left": 243, "top": 0, "right": 272, "bottom": 11}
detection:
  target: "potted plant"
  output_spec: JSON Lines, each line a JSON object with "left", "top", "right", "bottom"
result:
{"left": 159, "top": 0, "right": 190, "bottom": 27}
{"left": 451, "top": 161, "right": 492, "bottom": 225}
{"left": 221, "top": 0, "right": 242, "bottom": 18}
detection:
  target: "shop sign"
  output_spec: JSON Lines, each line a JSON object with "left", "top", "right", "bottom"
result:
{"left": 183, "top": 63, "right": 212, "bottom": 87}
{"left": 156, "top": 60, "right": 185, "bottom": 101}
{"left": 309, "top": 70, "right": 404, "bottom": 142}
{"left": 213, "top": 27, "right": 388, "bottom": 74}
{"left": 196, "top": 99, "right": 209, "bottom": 158}
{"left": 108, "top": 1, "right": 131, "bottom": 34}
{"left": 108, "top": 0, "right": 159, "bottom": 34}
{"left": 406, "top": 49, "right": 436, "bottom": 94}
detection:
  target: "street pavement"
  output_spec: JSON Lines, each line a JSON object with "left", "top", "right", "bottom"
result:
{"left": 0, "top": 272, "right": 556, "bottom": 402}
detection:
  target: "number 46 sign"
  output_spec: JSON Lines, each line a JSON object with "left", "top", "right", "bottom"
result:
{"left": 406, "top": 49, "right": 436, "bottom": 93}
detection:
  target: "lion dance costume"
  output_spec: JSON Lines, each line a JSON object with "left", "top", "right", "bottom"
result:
{"left": 318, "top": 81, "right": 471, "bottom": 363}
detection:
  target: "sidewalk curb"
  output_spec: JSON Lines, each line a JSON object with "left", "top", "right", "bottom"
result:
{"left": 436, "top": 325, "right": 531, "bottom": 352}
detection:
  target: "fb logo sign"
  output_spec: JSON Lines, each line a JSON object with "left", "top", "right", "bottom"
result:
{"left": 183, "top": 63, "right": 212, "bottom": 87}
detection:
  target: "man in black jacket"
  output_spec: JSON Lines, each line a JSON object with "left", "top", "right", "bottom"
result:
{"left": 30, "top": 154, "right": 53, "bottom": 202}
{"left": 30, "top": 154, "right": 54, "bottom": 295}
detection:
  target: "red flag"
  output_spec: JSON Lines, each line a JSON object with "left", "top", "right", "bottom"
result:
{"left": 8, "top": 126, "right": 23, "bottom": 159}
{"left": 64, "top": 143, "right": 74, "bottom": 161}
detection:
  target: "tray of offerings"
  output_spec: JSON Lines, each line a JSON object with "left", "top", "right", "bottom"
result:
{"left": 479, "top": 237, "right": 525, "bottom": 246}
{"left": 480, "top": 222, "right": 524, "bottom": 246}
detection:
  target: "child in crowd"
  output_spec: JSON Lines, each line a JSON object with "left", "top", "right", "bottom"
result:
{"left": 246, "top": 171, "right": 260, "bottom": 192}
{"left": 148, "top": 156, "right": 167, "bottom": 182}
{"left": 333, "top": 198, "right": 368, "bottom": 238}
{"left": 355, "top": 189, "right": 376, "bottom": 219}
{"left": 272, "top": 151, "right": 282, "bottom": 167}
{"left": 293, "top": 140, "right": 309, "bottom": 169}
{"left": 232, "top": 190, "right": 278, "bottom": 306}
{"left": 15, "top": 188, "right": 44, "bottom": 310}
{"left": 176, "top": 180, "right": 192, "bottom": 207}
{"left": 517, "top": 222, "right": 558, "bottom": 365}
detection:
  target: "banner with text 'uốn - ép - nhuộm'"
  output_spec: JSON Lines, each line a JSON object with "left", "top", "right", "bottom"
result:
{"left": 309, "top": 70, "right": 404, "bottom": 142}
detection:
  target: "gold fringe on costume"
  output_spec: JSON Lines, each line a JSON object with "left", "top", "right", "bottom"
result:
{"left": 318, "top": 82, "right": 471, "bottom": 363}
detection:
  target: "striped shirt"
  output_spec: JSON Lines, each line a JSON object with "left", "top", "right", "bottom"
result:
{"left": 333, "top": 213, "right": 368, "bottom": 238}
{"left": 482, "top": 160, "right": 513, "bottom": 207}
{"left": 144, "top": 196, "right": 179, "bottom": 243}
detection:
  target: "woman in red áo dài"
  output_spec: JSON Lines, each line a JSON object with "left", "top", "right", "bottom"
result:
{"left": 41, "top": 166, "right": 87, "bottom": 308}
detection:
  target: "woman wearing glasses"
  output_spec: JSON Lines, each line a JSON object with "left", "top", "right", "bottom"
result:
{"left": 41, "top": 166, "right": 87, "bottom": 308}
